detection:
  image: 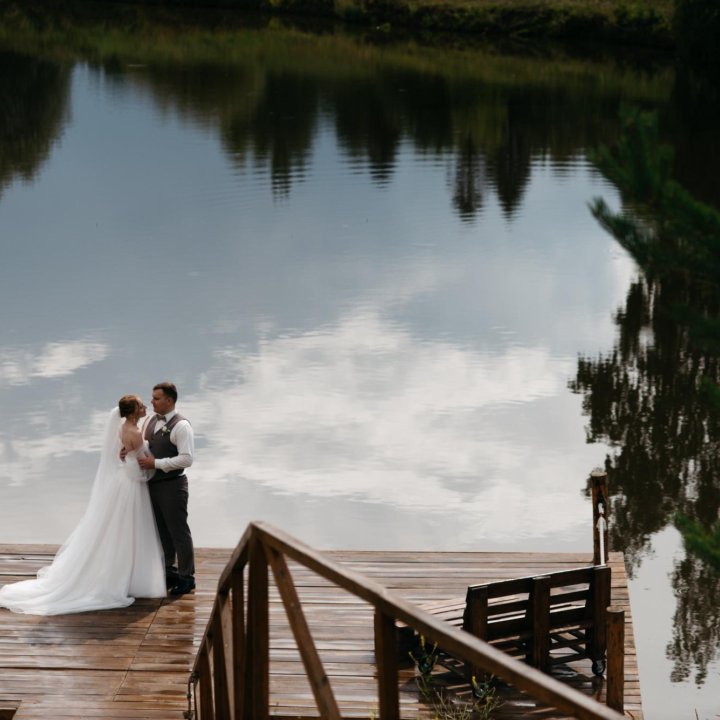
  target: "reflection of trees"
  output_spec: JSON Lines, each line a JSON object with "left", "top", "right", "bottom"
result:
{"left": 487, "top": 112, "right": 531, "bottom": 219}
{"left": 571, "top": 109, "right": 720, "bottom": 684}
{"left": 226, "top": 72, "right": 318, "bottom": 197}
{"left": 333, "top": 76, "right": 403, "bottom": 185}
{"left": 450, "top": 134, "right": 485, "bottom": 220}
{"left": 0, "top": 1, "right": 681, "bottom": 219}
{"left": 571, "top": 274, "right": 720, "bottom": 570}
{"left": 115, "top": 49, "right": 650, "bottom": 219}
{"left": 668, "top": 554, "right": 720, "bottom": 685}
{"left": 0, "top": 51, "right": 71, "bottom": 195}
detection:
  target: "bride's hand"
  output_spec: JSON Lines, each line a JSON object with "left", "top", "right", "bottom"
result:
{"left": 119, "top": 446, "right": 128, "bottom": 462}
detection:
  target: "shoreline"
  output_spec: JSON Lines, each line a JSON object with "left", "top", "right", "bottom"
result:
{"left": 102, "top": 0, "right": 675, "bottom": 50}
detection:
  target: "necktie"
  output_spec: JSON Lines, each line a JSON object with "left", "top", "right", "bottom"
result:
{"left": 156, "top": 415, "right": 166, "bottom": 423}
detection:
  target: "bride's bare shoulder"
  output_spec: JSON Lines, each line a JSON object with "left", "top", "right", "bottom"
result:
{"left": 120, "top": 423, "right": 143, "bottom": 451}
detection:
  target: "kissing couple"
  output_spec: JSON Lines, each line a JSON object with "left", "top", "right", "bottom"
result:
{"left": 0, "top": 382, "right": 196, "bottom": 616}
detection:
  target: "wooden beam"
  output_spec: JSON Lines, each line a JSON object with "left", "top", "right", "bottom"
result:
{"left": 212, "top": 596, "right": 231, "bottom": 720}
{"left": 217, "top": 525, "right": 253, "bottom": 594}
{"left": 530, "top": 576, "right": 551, "bottom": 671}
{"left": 374, "top": 610, "right": 400, "bottom": 720}
{"left": 465, "top": 585, "right": 489, "bottom": 681}
{"left": 606, "top": 607, "right": 625, "bottom": 713}
{"left": 591, "top": 565, "right": 611, "bottom": 663}
{"left": 198, "top": 641, "right": 214, "bottom": 720}
{"left": 267, "top": 548, "right": 341, "bottom": 720}
{"left": 243, "top": 534, "right": 269, "bottom": 720}
{"left": 231, "top": 567, "right": 245, "bottom": 720}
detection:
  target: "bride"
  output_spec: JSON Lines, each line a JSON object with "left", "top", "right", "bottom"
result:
{"left": 0, "top": 395, "right": 166, "bottom": 615}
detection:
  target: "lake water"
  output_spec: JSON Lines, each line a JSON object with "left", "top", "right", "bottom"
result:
{"left": 0, "top": 6, "right": 719, "bottom": 718}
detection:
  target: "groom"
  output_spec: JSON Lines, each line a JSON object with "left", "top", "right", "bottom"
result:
{"left": 137, "top": 382, "right": 196, "bottom": 596}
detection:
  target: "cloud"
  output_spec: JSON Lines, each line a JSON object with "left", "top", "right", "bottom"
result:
{"left": 0, "top": 409, "right": 110, "bottom": 487}
{"left": 0, "top": 340, "right": 109, "bottom": 386}
{"left": 178, "top": 307, "right": 590, "bottom": 540}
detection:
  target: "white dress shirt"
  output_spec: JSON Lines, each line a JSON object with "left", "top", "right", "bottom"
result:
{"left": 147, "top": 409, "right": 194, "bottom": 473}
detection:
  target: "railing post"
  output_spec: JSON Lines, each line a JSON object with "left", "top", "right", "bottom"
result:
{"left": 198, "top": 641, "right": 214, "bottom": 720}
{"left": 243, "top": 533, "right": 269, "bottom": 720}
{"left": 212, "top": 595, "right": 231, "bottom": 720}
{"left": 530, "top": 575, "right": 551, "bottom": 671}
{"left": 231, "top": 567, "right": 245, "bottom": 719}
{"left": 374, "top": 610, "right": 400, "bottom": 720}
{"left": 590, "top": 565, "right": 611, "bottom": 665}
{"left": 464, "top": 585, "right": 489, "bottom": 682}
{"left": 606, "top": 608, "right": 625, "bottom": 713}
{"left": 591, "top": 469, "right": 609, "bottom": 565}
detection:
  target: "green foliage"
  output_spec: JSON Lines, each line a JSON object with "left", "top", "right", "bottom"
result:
{"left": 408, "top": 634, "right": 438, "bottom": 681}
{"left": 267, "top": 0, "right": 335, "bottom": 15}
{"left": 675, "top": 514, "right": 720, "bottom": 571}
{"left": 409, "top": 635, "right": 502, "bottom": 719}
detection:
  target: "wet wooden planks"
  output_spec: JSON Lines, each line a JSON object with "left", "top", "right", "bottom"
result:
{"left": 0, "top": 546, "right": 641, "bottom": 719}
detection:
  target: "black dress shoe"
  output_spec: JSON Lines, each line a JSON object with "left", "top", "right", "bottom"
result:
{"left": 169, "top": 578, "right": 196, "bottom": 596}
{"left": 166, "top": 574, "right": 180, "bottom": 590}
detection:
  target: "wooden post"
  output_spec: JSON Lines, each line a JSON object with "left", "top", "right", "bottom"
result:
{"left": 212, "top": 596, "right": 232, "bottom": 720}
{"left": 590, "top": 565, "right": 611, "bottom": 664}
{"left": 464, "top": 585, "right": 489, "bottom": 682}
{"left": 374, "top": 610, "right": 400, "bottom": 720}
{"left": 243, "top": 535, "right": 269, "bottom": 720}
{"left": 198, "top": 641, "right": 215, "bottom": 720}
{"left": 591, "top": 469, "right": 609, "bottom": 565}
{"left": 530, "top": 576, "right": 551, "bottom": 670}
{"left": 231, "top": 567, "right": 245, "bottom": 720}
{"left": 606, "top": 607, "right": 625, "bottom": 713}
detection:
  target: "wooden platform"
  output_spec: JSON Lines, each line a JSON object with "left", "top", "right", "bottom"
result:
{"left": 0, "top": 546, "right": 641, "bottom": 719}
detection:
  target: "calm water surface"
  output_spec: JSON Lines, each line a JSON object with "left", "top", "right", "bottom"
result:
{"left": 0, "top": 8, "right": 718, "bottom": 718}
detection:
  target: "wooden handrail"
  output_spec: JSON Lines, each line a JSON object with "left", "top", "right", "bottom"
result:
{"left": 188, "top": 521, "right": 626, "bottom": 720}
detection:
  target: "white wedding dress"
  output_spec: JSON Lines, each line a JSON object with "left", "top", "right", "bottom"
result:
{"left": 0, "top": 408, "right": 166, "bottom": 615}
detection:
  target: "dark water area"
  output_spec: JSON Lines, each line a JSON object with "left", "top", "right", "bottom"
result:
{"left": 0, "top": 3, "right": 719, "bottom": 717}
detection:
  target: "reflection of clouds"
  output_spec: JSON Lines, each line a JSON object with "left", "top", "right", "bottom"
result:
{"left": 0, "top": 410, "right": 109, "bottom": 487}
{"left": 182, "top": 309, "right": 589, "bottom": 539}
{"left": 0, "top": 340, "right": 109, "bottom": 386}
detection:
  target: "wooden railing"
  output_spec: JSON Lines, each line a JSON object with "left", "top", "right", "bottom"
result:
{"left": 186, "top": 521, "right": 626, "bottom": 720}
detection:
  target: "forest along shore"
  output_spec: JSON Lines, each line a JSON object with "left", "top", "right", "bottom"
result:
{"left": 65, "top": 0, "right": 675, "bottom": 49}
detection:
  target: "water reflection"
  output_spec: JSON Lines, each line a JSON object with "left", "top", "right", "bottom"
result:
{"left": 2, "top": 7, "right": 716, "bottom": 715}
{"left": 127, "top": 62, "right": 634, "bottom": 220}
{"left": 0, "top": 341, "right": 109, "bottom": 385}
{"left": 0, "top": 0, "right": 669, "bottom": 222}
{"left": 668, "top": 554, "right": 720, "bottom": 686}
{"left": 0, "top": 51, "right": 71, "bottom": 194}
{"left": 572, "top": 278, "right": 720, "bottom": 699}
{"left": 570, "top": 108, "right": 720, "bottom": 707}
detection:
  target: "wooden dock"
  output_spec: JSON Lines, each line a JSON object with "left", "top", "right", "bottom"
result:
{"left": 0, "top": 545, "right": 641, "bottom": 719}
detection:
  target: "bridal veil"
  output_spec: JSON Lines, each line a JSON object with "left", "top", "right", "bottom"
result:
{"left": 0, "top": 407, "right": 165, "bottom": 615}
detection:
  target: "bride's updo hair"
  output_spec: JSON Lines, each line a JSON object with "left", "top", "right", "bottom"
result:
{"left": 118, "top": 395, "right": 139, "bottom": 419}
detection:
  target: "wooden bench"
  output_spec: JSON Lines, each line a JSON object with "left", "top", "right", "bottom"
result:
{"left": 403, "top": 565, "right": 611, "bottom": 680}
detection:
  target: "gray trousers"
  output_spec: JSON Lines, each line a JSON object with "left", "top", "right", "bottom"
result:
{"left": 149, "top": 476, "right": 195, "bottom": 581}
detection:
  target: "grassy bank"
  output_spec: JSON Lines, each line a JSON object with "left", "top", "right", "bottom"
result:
{"left": 0, "top": 1, "right": 673, "bottom": 99}
{"left": 94, "top": 0, "right": 674, "bottom": 49}
{"left": 334, "top": 0, "right": 674, "bottom": 47}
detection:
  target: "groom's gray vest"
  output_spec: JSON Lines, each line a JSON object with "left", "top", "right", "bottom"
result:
{"left": 145, "top": 414, "right": 188, "bottom": 483}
